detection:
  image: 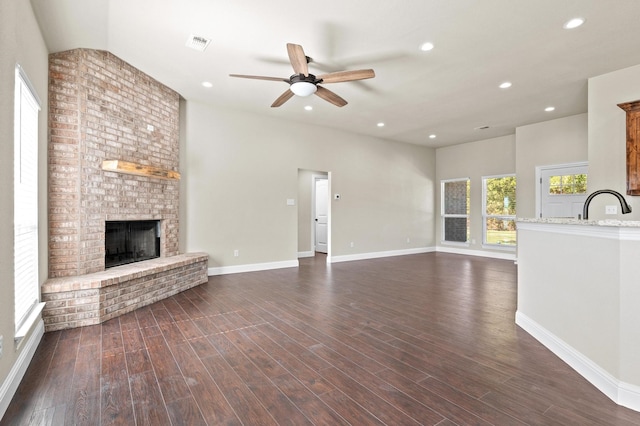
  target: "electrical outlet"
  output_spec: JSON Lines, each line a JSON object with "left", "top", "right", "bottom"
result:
{"left": 350, "top": 242, "right": 354, "bottom": 248}
{"left": 605, "top": 205, "right": 617, "bottom": 215}
{"left": 406, "top": 237, "right": 410, "bottom": 243}
{"left": 233, "top": 249, "right": 239, "bottom": 257}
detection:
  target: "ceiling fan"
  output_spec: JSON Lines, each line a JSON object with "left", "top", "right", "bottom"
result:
{"left": 230, "top": 43, "right": 375, "bottom": 108}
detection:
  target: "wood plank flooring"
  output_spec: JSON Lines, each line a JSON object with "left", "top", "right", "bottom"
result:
{"left": 3, "top": 252, "right": 640, "bottom": 425}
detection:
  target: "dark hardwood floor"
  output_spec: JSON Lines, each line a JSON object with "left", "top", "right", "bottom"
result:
{"left": 3, "top": 252, "right": 640, "bottom": 425}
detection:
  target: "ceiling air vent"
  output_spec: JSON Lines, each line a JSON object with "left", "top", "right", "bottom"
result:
{"left": 185, "top": 34, "right": 211, "bottom": 52}
{"left": 474, "top": 125, "right": 490, "bottom": 130}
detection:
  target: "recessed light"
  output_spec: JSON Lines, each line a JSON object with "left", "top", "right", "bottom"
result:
{"left": 429, "top": 134, "right": 436, "bottom": 139}
{"left": 201, "top": 81, "right": 213, "bottom": 88}
{"left": 499, "top": 82, "right": 512, "bottom": 89}
{"left": 420, "top": 42, "right": 434, "bottom": 52}
{"left": 563, "top": 18, "right": 585, "bottom": 29}
{"left": 377, "top": 122, "right": 385, "bottom": 127}
{"left": 545, "top": 106, "right": 556, "bottom": 112}
{"left": 304, "top": 105, "right": 313, "bottom": 111}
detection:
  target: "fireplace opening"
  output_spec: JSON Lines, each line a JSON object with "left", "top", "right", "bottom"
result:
{"left": 105, "top": 220, "right": 160, "bottom": 268}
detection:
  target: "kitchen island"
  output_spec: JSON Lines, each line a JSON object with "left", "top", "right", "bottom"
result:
{"left": 516, "top": 218, "right": 640, "bottom": 412}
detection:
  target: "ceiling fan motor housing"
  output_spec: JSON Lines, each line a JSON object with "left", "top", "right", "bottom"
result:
{"left": 290, "top": 73, "right": 321, "bottom": 85}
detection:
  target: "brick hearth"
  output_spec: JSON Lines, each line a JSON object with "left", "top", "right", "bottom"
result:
{"left": 41, "top": 253, "right": 208, "bottom": 331}
{"left": 43, "top": 49, "right": 207, "bottom": 331}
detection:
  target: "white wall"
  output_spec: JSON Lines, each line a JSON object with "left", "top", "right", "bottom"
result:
{"left": 588, "top": 63, "right": 640, "bottom": 220}
{"left": 181, "top": 100, "right": 436, "bottom": 268}
{"left": 0, "top": 0, "right": 49, "bottom": 415}
{"left": 515, "top": 114, "right": 588, "bottom": 218}
{"left": 435, "top": 134, "right": 515, "bottom": 256}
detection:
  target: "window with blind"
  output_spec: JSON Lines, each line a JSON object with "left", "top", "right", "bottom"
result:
{"left": 441, "top": 178, "right": 470, "bottom": 244}
{"left": 14, "top": 65, "right": 41, "bottom": 335}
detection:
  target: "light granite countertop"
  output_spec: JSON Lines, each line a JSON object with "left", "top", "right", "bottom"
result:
{"left": 517, "top": 217, "right": 640, "bottom": 227}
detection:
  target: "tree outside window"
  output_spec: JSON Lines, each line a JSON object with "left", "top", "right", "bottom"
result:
{"left": 483, "top": 175, "right": 516, "bottom": 247}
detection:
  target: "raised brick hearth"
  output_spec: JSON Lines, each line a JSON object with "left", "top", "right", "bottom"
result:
{"left": 43, "top": 49, "right": 207, "bottom": 331}
{"left": 42, "top": 253, "right": 208, "bottom": 331}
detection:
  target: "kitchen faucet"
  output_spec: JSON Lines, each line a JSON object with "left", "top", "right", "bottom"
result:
{"left": 582, "top": 189, "right": 632, "bottom": 220}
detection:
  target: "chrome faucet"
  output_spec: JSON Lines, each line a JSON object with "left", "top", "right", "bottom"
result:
{"left": 582, "top": 189, "right": 632, "bottom": 220}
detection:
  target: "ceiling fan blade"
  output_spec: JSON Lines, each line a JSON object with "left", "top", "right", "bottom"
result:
{"left": 287, "top": 43, "right": 309, "bottom": 76}
{"left": 271, "top": 89, "right": 294, "bottom": 107}
{"left": 318, "top": 69, "right": 375, "bottom": 83}
{"left": 315, "top": 86, "right": 347, "bottom": 107}
{"left": 229, "top": 74, "right": 288, "bottom": 82}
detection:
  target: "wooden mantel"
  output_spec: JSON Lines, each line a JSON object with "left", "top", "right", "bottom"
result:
{"left": 102, "top": 160, "right": 181, "bottom": 180}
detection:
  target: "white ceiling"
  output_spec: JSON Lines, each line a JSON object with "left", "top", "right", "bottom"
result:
{"left": 31, "top": 0, "right": 640, "bottom": 148}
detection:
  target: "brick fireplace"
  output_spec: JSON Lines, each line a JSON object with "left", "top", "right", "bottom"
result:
{"left": 42, "top": 49, "right": 208, "bottom": 331}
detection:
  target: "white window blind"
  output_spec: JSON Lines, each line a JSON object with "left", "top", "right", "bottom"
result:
{"left": 441, "top": 178, "right": 470, "bottom": 244}
{"left": 14, "top": 65, "right": 41, "bottom": 333}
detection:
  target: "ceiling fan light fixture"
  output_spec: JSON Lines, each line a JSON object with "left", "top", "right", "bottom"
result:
{"left": 290, "top": 81, "right": 317, "bottom": 97}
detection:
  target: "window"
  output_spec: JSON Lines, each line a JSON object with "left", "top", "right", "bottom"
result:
{"left": 441, "top": 178, "right": 470, "bottom": 244}
{"left": 14, "top": 65, "right": 41, "bottom": 336}
{"left": 483, "top": 175, "right": 516, "bottom": 247}
{"left": 548, "top": 173, "right": 587, "bottom": 195}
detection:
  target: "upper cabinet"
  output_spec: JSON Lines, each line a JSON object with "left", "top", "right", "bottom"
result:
{"left": 618, "top": 100, "right": 640, "bottom": 195}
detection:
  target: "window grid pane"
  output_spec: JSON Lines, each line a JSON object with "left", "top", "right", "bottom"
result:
{"left": 444, "top": 217, "right": 469, "bottom": 243}
{"left": 444, "top": 180, "right": 469, "bottom": 215}
{"left": 485, "top": 217, "right": 516, "bottom": 246}
{"left": 548, "top": 174, "right": 588, "bottom": 195}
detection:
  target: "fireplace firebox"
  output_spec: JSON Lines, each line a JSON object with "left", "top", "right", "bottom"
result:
{"left": 105, "top": 220, "right": 160, "bottom": 268}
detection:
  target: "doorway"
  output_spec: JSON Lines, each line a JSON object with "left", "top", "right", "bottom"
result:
{"left": 536, "top": 162, "right": 588, "bottom": 218}
{"left": 314, "top": 176, "right": 329, "bottom": 254}
{"left": 297, "top": 169, "right": 330, "bottom": 259}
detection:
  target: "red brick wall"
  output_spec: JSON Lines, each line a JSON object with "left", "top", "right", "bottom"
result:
{"left": 48, "top": 49, "right": 180, "bottom": 278}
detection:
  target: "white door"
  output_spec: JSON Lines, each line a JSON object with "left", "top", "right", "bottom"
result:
{"left": 539, "top": 163, "right": 588, "bottom": 218}
{"left": 314, "top": 178, "right": 328, "bottom": 253}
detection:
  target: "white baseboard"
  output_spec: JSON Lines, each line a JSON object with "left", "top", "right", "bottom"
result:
{"left": 208, "top": 259, "right": 299, "bottom": 276}
{"left": 211, "top": 246, "right": 513, "bottom": 273}
{"left": 437, "top": 245, "right": 516, "bottom": 261}
{"left": 329, "top": 247, "right": 435, "bottom": 264}
{"left": 515, "top": 311, "right": 640, "bottom": 412}
{"left": 0, "top": 319, "right": 44, "bottom": 420}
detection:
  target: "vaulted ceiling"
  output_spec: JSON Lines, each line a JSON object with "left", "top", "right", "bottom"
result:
{"left": 31, "top": 0, "right": 640, "bottom": 147}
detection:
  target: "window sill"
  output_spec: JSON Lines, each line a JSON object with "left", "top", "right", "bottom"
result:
{"left": 15, "top": 302, "right": 46, "bottom": 348}
{"left": 482, "top": 244, "right": 516, "bottom": 251}
{"left": 441, "top": 241, "right": 470, "bottom": 247}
